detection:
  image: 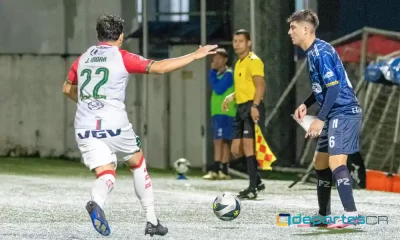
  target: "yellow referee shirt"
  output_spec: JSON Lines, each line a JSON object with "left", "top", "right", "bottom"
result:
{"left": 234, "top": 52, "right": 264, "bottom": 104}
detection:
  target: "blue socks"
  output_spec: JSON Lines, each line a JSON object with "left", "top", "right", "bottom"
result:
{"left": 332, "top": 165, "right": 357, "bottom": 212}
{"left": 315, "top": 168, "right": 332, "bottom": 216}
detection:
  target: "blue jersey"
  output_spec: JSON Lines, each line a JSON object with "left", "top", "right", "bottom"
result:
{"left": 306, "top": 39, "right": 362, "bottom": 119}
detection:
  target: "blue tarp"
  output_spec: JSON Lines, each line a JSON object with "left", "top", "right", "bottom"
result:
{"left": 365, "top": 57, "right": 400, "bottom": 85}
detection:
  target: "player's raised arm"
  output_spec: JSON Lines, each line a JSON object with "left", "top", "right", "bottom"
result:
{"left": 62, "top": 57, "right": 80, "bottom": 103}
{"left": 148, "top": 45, "right": 218, "bottom": 74}
{"left": 209, "top": 69, "right": 233, "bottom": 94}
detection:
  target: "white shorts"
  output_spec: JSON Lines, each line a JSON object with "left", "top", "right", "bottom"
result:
{"left": 75, "top": 124, "right": 141, "bottom": 170}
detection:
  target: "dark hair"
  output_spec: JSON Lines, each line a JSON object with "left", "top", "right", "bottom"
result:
{"left": 215, "top": 48, "right": 228, "bottom": 58}
{"left": 286, "top": 9, "right": 319, "bottom": 29}
{"left": 96, "top": 14, "right": 124, "bottom": 42}
{"left": 234, "top": 29, "right": 251, "bottom": 41}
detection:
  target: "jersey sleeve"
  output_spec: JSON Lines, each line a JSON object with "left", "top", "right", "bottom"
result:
{"left": 249, "top": 58, "right": 264, "bottom": 77}
{"left": 120, "top": 50, "right": 154, "bottom": 74}
{"left": 67, "top": 56, "right": 80, "bottom": 85}
{"left": 317, "top": 52, "right": 340, "bottom": 88}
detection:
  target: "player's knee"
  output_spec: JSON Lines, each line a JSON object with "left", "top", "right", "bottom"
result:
{"left": 214, "top": 139, "right": 223, "bottom": 147}
{"left": 126, "top": 150, "right": 145, "bottom": 169}
{"left": 94, "top": 164, "right": 116, "bottom": 178}
{"left": 329, "top": 154, "right": 348, "bottom": 170}
{"left": 231, "top": 148, "right": 241, "bottom": 159}
{"left": 231, "top": 143, "right": 241, "bottom": 158}
{"left": 243, "top": 138, "right": 254, "bottom": 156}
{"left": 313, "top": 152, "right": 329, "bottom": 170}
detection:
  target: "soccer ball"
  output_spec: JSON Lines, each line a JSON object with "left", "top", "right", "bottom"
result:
{"left": 174, "top": 158, "right": 190, "bottom": 174}
{"left": 213, "top": 192, "right": 241, "bottom": 221}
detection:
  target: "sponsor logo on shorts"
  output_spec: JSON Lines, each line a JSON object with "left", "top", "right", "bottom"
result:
{"left": 218, "top": 128, "right": 223, "bottom": 136}
{"left": 77, "top": 129, "right": 121, "bottom": 139}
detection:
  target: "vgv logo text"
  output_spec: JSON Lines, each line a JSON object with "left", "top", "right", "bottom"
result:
{"left": 77, "top": 129, "right": 121, "bottom": 139}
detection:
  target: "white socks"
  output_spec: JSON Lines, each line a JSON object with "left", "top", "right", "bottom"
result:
{"left": 91, "top": 170, "right": 116, "bottom": 209}
{"left": 131, "top": 155, "right": 158, "bottom": 225}
{"left": 90, "top": 157, "right": 158, "bottom": 225}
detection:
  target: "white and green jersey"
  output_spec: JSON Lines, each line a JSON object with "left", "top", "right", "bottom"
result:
{"left": 67, "top": 43, "right": 153, "bottom": 130}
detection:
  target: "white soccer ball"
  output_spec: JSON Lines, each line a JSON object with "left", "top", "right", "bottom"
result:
{"left": 213, "top": 192, "right": 241, "bottom": 221}
{"left": 174, "top": 158, "right": 190, "bottom": 174}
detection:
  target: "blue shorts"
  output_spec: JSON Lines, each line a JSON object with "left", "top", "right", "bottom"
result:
{"left": 212, "top": 115, "right": 234, "bottom": 140}
{"left": 316, "top": 117, "right": 362, "bottom": 156}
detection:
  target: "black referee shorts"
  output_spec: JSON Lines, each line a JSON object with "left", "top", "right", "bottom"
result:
{"left": 232, "top": 101, "right": 266, "bottom": 139}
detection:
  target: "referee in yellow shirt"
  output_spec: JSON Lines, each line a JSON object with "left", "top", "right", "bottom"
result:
{"left": 223, "top": 29, "right": 266, "bottom": 199}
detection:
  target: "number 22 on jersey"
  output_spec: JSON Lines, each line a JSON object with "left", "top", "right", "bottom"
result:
{"left": 79, "top": 67, "right": 109, "bottom": 100}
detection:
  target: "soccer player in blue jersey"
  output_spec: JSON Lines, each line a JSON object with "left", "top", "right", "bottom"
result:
{"left": 287, "top": 10, "right": 362, "bottom": 228}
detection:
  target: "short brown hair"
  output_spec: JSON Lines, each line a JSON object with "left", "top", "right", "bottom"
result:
{"left": 215, "top": 48, "right": 228, "bottom": 58}
{"left": 287, "top": 10, "right": 319, "bottom": 29}
{"left": 96, "top": 14, "right": 124, "bottom": 41}
{"left": 234, "top": 29, "right": 251, "bottom": 41}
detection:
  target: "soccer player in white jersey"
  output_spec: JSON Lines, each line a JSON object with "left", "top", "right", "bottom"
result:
{"left": 62, "top": 14, "right": 217, "bottom": 237}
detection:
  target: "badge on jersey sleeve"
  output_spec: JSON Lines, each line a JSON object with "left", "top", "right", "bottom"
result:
{"left": 312, "top": 83, "right": 322, "bottom": 93}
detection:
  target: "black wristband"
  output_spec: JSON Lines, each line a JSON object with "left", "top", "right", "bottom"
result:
{"left": 303, "top": 93, "right": 316, "bottom": 108}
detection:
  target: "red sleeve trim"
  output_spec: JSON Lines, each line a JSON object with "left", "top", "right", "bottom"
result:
{"left": 120, "top": 50, "right": 153, "bottom": 74}
{"left": 67, "top": 56, "right": 81, "bottom": 85}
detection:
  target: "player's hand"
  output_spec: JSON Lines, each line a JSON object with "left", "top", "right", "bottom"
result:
{"left": 306, "top": 119, "right": 324, "bottom": 138}
{"left": 194, "top": 45, "right": 218, "bottom": 60}
{"left": 211, "top": 61, "right": 217, "bottom": 70}
{"left": 251, "top": 106, "right": 259, "bottom": 123}
{"left": 222, "top": 95, "right": 234, "bottom": 112}
{"left": 294, "top": 104, "right": 307, "bottom": 123}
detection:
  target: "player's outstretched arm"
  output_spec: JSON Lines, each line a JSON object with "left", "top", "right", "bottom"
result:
{"left": 148, "top": 45, "right": 218, "bottom": 74}
{"left": 62, "top": 81, "right": 78, "bottom": 102}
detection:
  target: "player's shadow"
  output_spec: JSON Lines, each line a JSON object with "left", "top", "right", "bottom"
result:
{"left": 293, "top": 228, "right": 366, "bottom": 236}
